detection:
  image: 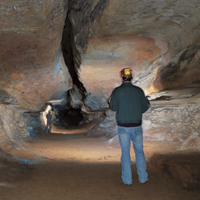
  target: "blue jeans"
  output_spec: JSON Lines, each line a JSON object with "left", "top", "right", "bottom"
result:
{"left": 117, "top": 125, "right": 148, "bottom": 184}
{"left": 45, "top": 123, "right": 52, "bottom": 134}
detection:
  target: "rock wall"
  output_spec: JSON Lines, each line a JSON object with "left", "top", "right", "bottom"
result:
{"left": 80, "top": 0, "right": 200, "bottom": 108}
{"left": 153, "top": 45, "right": 200, "bottom": 92}
{"left": 0, "top": 117, "right": 8, "bottom": 145}
{"left": 0, "top": 105, "right": 30, "bottom": 143}
{"left": 0, "top": 0, "right": 110, "bottom": 144}
{"left": 87, "top": 84, "right": 200, "bottom": 151}
{"left": 23, "top": 112, "right": 46, "bottom": 138}
{"left": 0, "top": 104, "right": 47, "bottom": 146}
{"left": 143, "top": 99, "right": 200, "bottom": 143}
{"left": 0, "top": 0, "right": 70, "bottom": 111}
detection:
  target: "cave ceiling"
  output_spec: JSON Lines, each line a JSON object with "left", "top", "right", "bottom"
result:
{"left": 0, "top": 0, "right": 200, "bottom": 111}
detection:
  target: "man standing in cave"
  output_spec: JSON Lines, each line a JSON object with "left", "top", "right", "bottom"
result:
{"left": 45, "top": 110, "right": 53, "bottom": 134}
{"left": 109, "top": 68, "right": 150, "bottom": 186}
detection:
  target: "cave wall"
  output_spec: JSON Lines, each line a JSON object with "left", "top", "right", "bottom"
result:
{"left": 80, "top": 0, "right": 200, "bottom": 106}
{"left": 0, "top": 0, "right": 200, "bottom": 151}
{"left": 0, "top": 104, "right": 46, "bottom": 145}
{"left": 154, "top": 45, "right": 200, "bottom": 91}
{"left": 0, "top": 0, "right": 71, "bottom": 111}
{"left": 0, "top": 105, "right": 30, "bottom": 143}
{"left": 143, "top": 97, "right": 200, "bottom": 143}
{"left": 0, "top": 115, "right": 8, "bottom": 144}
{"left": 0, "top": 0, "right": 109, "bottom": 145}
{"left": 0, "top": 0, "right": 74, "bottom": 145}
{"left": 77, "top": 0, "right": 200, "bottom": 150}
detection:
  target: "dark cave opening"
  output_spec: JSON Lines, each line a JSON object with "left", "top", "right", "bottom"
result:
{"left": 53, "top": 104, "right": 84, "bottom": 128}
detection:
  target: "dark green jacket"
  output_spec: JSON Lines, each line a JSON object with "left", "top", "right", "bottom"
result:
{"left": 109, "top": 82, "right": 149, "bottom": 124}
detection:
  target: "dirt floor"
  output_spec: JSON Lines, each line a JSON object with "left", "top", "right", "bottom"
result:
{"left": 0, "top": 125, "right": 200, "bottom": 200}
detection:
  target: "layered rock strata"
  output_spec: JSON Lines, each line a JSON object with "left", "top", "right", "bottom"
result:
{"left": 87, "top": 84, "right": 200, "bottom": 151}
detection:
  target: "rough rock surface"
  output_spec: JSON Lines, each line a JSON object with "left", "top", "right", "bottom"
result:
{"left": 0, "top": 103, "right": 47, "bottom": 146}
{"left": 0, "top": 105, "right": 30, "bottom": 143}
{"left": 87, "top": 83, "right": 200, "bottom": 151}
{"left": 0, "top": 0, "right": 71, "bottom": 111}
{"left": 0, "top": 117, "right": 8, "bottom": 144}
{"left": 80, "top": 0, "right": 200, "bottom": 103}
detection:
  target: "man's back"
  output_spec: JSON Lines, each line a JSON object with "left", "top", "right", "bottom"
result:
{"left": 110, "top": 82, "right": 149, "bottom": 124}
{"left": 46, "top": 113, "right": 52, "bottom": 123}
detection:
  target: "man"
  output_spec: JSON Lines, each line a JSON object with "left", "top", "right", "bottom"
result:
{"left": 109, "top": 68, "right": 150, "bottom": 186}
{"left": 45, "top": 110, "right": 53, "bottom": 134}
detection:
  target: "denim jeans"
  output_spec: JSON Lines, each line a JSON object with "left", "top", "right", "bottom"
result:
{"left": 45, "top": 123, "right": 52, "bottom": 134}
{"left": 117, "top": 125, "right": 148, "bottom": 184}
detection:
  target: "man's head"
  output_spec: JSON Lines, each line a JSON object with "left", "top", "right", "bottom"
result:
{"left": 120, "top": 68, "right": 133, "bottom": 81}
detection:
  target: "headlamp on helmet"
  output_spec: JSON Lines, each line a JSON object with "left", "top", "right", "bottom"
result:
{"left": 120, "top": 68, "right": 132, "bottom": 77}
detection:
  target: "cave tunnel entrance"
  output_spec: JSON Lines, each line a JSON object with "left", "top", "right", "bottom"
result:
{"left": 54, "top": 104, "right": 83, "bottom": 128}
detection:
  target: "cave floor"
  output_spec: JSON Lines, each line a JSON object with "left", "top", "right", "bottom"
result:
{"left": 0, "top": 125, "right": 200, "bottom": 200}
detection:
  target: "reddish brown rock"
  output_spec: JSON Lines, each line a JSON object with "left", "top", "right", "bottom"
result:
{"left": 81, "top": 0, "right": 200, "bottom": 98}
{"left": 0, "top": 0, "right": 71, "bottom": 111}
{"left": 81, "top": 36, "right": 161, "bottom": 98}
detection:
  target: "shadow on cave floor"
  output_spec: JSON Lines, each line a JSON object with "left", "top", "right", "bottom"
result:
{"left": 51, "top": 119, "right": 101, "bottom": 135}
{"left": 0, "top": 125, "right": 200, "bottom": 200}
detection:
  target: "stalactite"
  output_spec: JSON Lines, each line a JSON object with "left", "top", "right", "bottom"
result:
{"left": 61, "top": 0, "right": 108, "bottom": 102}
{"left": 61, "top": 15, "right": 87, "bottom": 101}
{"left": 90, "top": 0, "right": 107, "bottom": 22}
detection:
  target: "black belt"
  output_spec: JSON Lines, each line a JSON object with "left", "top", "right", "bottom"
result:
{"left": 117, "top": 122, "right": 141, "bottom": 127}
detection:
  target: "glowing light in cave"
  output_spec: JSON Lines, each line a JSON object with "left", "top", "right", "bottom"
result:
{"left": 42, "top": 105, "right": 52, "bottom": 126}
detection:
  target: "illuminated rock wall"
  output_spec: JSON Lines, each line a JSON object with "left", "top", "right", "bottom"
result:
{"left": 80, "top": 0, "right": 200, "bottom": 107}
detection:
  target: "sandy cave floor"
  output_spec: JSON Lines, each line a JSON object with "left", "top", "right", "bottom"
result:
{"left": 0, "top": 125, "right": 200, "bottom": 200}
